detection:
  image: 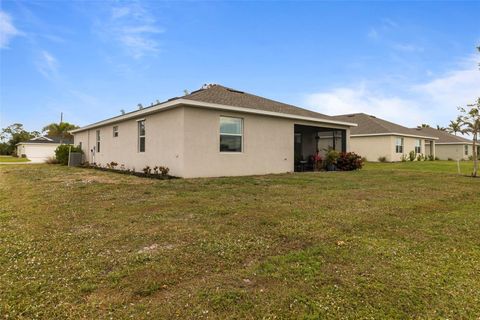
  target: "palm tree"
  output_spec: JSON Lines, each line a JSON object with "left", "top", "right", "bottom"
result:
{"left": 42, "top": 122, "right": 79, "bottom": 144}
{"left": 436, "top": 125, "right": 447, "bottom": 131}
{"left": 446, "top": 118, "right": 464, "bottom": 136}
{"left": 458, "top": 98, "right": 480, "bottom": 177}
{"left": 417, "top": 124, "right": 431, "bottom": 128}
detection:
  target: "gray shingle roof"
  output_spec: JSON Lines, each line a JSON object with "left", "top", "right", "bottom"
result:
{"left": 21, "top": 136, "right": 73, "bottom": 144}
{"left": 72, "top": 84, "right": 356, "bottom": 133}
{"left": 332, "top": 113, "right": 437, "bottom": 138}
{"left": 183, "top": 84, "right": 340, "bottom": 122}
{"left": 412, "top": 127, "right": 472, "bottom": 144}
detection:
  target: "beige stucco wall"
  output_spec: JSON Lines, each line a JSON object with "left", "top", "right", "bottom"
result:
{"left": 181, "top": 107, "right": 351, "bottom": 178}
{"left": 349, "top": 136, "right": 393, "bottom": 162}
{"left": 397, "top": 136, "right": 427, "bottom": 161}
{"left": 350, "top": 135, "right": 430, "bottom": 162}
{"left": 431, "top": 143, "right": 472, "bottom": 160}
{"left": 74, "top": 107, "right": 185, "bottom": 177}
{"left": 74, "top": 105, "right": 351, "bottom": 178}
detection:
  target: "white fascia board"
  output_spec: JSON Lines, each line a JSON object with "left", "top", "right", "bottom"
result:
{"left": 351, "top": 133, "right": 439, "bottom": 140}
{"left": 433, "top": 142, "right": 473, "bottom": 145}
{"left": 31, "top": 136, "right": 53, "bottom": 141}
{"left": 15, "top": 142, "right": 62, "bottom": 146}
{"left": 70, "top": 99, "right": 181, "bottom": 133}
{"left": 71, "top": 98, "right": 358, "bottom": 134}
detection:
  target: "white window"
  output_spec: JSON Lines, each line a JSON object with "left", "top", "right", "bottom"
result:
{"left": 138, "top": 120, "right": 145, "bottom": 152}
{"left": 395, "top": 137, "right": 404, "bottom": 154}
{"left": 220, "top": 116, "right": 243, "bottom": 152}
{"left": 113, "top": 126, "right": 119, "bottom": 137}
{"left": 415, "top": 139, "right": 421, "bottom": 154}
{"left": 464, "top": 145, "right": 469, "bottom": 156}
{"left": 96, "top": 130, "right": 100, "bottom": 153}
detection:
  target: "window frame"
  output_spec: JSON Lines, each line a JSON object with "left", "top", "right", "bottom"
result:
{"left": 96, "top": 130, "right": 101, "bottom": 153}
{"left": 137, "top": 120, "right": 145, "bottom": 153}
{"left": 219, "top": 116, "right": 243, "bottom": 153}
{"left": 464, "top": 145, "right": 469, "bottom": 156}
{"left": 414, "top": 139, "right": 421, "bottom": 154}
{"left": 113, "top": 125, "right": 119, "bottom": 138}
{"left": 395, "top": 137, "right": 404, "bottom": 154}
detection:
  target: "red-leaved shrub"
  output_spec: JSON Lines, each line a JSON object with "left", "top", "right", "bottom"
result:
{"left": 336, "top": 152, "right": 364, "bottom": 171}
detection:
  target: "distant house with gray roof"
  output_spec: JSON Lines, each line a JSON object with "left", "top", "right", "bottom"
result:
{"left": 413, "top": 127, "right": 476, "bottom": 160}
{"left": 332, "top": 113, "right": 439, "bottom": 162}
{"left": 16, "top": 136, "right": 73, "bottom": 163}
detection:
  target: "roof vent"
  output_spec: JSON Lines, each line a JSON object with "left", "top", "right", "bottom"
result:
{"left": 226, "top": 88, "right": 244, "bottom": 94}
{"left": 201, "top": 83, "right": 216, "bottom": 89}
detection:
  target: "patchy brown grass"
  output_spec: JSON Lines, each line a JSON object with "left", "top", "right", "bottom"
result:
{"left": 0, "top": 162, "right": 479, "bottom": 319}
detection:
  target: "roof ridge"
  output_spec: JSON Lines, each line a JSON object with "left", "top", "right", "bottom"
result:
{"left": 414, "top": 126, "right": 473, "bottom": 143}
{"left": 367, "top": 114, "right": 406, "bottom": 133}
{"left": 186, "top": 84, "right": 332, "bottom": 118}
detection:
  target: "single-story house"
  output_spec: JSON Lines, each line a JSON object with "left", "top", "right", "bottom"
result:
{"left": 71, "top": 84, "right": 357, "bottom": 178}
{"left": 16, "top": 136, "right": 72, "bottom": 163}
{"left": 331, "top": 113, "right": 439, "bottom": 162}
{"left": 413, "top": 127, "right": 477, "bottom": 160}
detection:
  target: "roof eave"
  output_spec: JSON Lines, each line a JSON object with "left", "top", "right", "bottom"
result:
{"left": 434, "top": 142, "right": 473, "bottom": 145}
{"left": 351, "top": 133, "right": 439, "bottom": 140}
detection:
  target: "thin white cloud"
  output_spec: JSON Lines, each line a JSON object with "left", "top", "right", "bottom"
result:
{"left": 414, "top": 55, "right": 480, "bottom": 109}
{"left": 305, "top": 55, "right": 480, "bottom": 128}
{"left": 367, "top": 28, "right": 379, "bottom": 40}
{"left": 391, "top": 43, "right": 424, "bottom": 53}
{"left": 102, "top": 3, "right": 164, "bottom": 59}
{"left": 36, "top": 50, "right": 59, "bottom": 79}
{"left": 366, "top": 18, "right": 398, "bottom": 40}
{"left": 111, "top": 6, "right": 131, "bottom": 20}
{"left": 0, "top": 11, "right": 23, "bottom": 49}
{"left": 381, "top": 18, "right": 398, "bottom": 29}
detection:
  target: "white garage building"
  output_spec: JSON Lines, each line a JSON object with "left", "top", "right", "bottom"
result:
{"left": 16, "top": 136, "right": 72, "bottom": 163}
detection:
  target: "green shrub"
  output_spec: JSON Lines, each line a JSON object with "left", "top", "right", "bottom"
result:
{"left": 378, "top": 156, "right": 387, "bottom": 163}
{"left": 408, "top": 151, "right": 416, "bottom": 161}
{"left": 55, "top": 144, "right": 83, "bottom": 165}
{"left": 324, "top": 149, "right": 339, "bottom": 170}
{"left": 428, "top": 155, "right": 434, "bottom": 161}
{"left": 417, "top": 154, "right": 424, "bottom": 161}
{"left": 400, "top": 154, "right": 408, "bottom": 162}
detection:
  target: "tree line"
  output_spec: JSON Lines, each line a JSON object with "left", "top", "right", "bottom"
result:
{"left": 0, "top": 122, "right": 79, "bottom": 155}
{"left": 418, "top": 46, "right": 479, "bottom": 176}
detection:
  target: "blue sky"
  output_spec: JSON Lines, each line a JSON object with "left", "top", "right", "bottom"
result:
{"left": 1, "top": 1, "right": 479, "bottom": 132}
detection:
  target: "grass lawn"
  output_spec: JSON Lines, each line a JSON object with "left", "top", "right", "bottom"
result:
{"left": 0, "top": 156, "right": 30, "bottom": 162}
{"left": 1, "top": 161, "right": 479, "bottom": 319}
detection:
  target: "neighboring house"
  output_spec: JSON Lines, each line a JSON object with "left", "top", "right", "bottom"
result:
{"left": 413, "top": 127, "right": 476, "bottom": 160}
{"left": 71, "top": 84, "right": 357, "bottom": 178}
{"left": 331, "top": 113, "right": 438, "bottom": 162}
{"left": 16, "top": 136, "right": 73, "bottom": 163}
